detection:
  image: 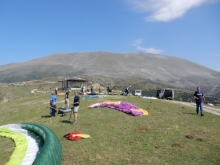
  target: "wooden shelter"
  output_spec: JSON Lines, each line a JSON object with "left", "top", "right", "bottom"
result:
{"left": 58, "top": 77, "right": 88, "bottom": 90}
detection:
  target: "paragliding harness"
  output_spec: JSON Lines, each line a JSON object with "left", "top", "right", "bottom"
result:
{"left": 57, "top": 107, "right": 73, "bottom": 120}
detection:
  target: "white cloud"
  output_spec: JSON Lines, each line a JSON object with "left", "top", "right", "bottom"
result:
{"left": 137, "top": 46, "right": 162, "bottom": 54}
{"left": 132, "top": 39, "right": 162, "bottom": 54}
{"left": 126, "top": 0, "right": 216, "bottom": 22}
{"left": 132, "top": 38, "right": 144, "bottom": 46}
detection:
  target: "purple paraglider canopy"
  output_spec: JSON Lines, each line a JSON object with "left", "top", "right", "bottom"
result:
{"left": 88, "top": 101, "right": 148, "bottom": 116}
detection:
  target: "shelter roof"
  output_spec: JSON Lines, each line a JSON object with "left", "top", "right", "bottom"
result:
{"left": 59, "top": 77, "right": 87, "bottom": 82}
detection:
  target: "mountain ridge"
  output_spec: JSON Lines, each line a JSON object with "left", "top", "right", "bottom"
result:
{"left": 0, "top": 52, "right": 220, "bottom": 96}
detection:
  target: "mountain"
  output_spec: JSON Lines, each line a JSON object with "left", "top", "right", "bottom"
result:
{"left": 0, "top": 51, "right": 220, "bottom": 96}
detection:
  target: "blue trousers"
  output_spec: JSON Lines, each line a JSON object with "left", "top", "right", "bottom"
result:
{"left": 196, "top": 102, "right": 204, "bottom": 115}
{"left": 50, "top": 102, "right": 57, "bottom": 117}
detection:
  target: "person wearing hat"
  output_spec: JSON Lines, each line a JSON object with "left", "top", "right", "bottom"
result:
{"left": 62, "top": 89, "right": 71, "bottom": 109}
{"left": 50, "top": 92, "right": 57, "bottom": 117}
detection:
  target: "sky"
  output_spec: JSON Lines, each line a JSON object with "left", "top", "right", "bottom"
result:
{"left": 0, "top": 0, "right": 220, "bottom": 71}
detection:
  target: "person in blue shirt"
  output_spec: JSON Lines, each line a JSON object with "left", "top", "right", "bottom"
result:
{"left": 50, "top": 92, "right": 57, "bottom": 117}
{"left": 193, "top": 87, "right": 205, "bottom": 116}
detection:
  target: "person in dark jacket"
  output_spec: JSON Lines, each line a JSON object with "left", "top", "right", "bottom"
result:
{"left": 90, "top": 85, "right": 94, "bottom": 93}
{"left": 193, "top": 87, "right": 205, "bottom": 116}
{"left": 72, "top": 91, "right": 80, "bottom": 124}
{"left": 124, "top": 86, "right": 131, "bottom": 96}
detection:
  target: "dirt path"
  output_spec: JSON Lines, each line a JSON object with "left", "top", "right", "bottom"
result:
{"left": 163, "top": 100, "right": 220, "bottom": 116}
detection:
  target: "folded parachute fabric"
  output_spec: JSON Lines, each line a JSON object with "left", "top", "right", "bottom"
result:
{"left": 0, "top": 123, "right": 62, "bottom": 165}
{"left": 83, "top": 95, "right": 99, "bottom": 99}
{"left": 142, "top": 96, "right": 157, "bottom": 99}
{"left": 64, "top": 132, "right": 91, "bottom": 141}
{"left": 88, "top": 101, "right": 148, "bottom": 116}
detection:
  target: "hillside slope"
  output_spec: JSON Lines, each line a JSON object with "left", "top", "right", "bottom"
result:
{"left": 0, "top": 52, "right": 220, "bottom": 96}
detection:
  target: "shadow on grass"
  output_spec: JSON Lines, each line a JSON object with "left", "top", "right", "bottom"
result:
{"left": 181, "top": 111, "right": 197, "bottom": 115}
{"left": 59, "top": 120, "right": 72, "bottom": 124}
{"left": 41, "top": 112, "right": 67, "bottom": 118}
{"left": 41, "top": 115, "right": 52, "bottom": 118}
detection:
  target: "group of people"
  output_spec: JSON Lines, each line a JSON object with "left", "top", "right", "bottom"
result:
{"left": 90, "top": 84, "right": 102, "bottom": 94}
{"left": 50, "top": 89, "right": 80, "bottom": 124}
{"left": 50, "top": 85, "right": 205, "bottom": 126}
{"left": 81, "top": 84, "right": 103, "bottom": 95}
{"left": 81, "top": 84, "right": 132, "bottom": 96}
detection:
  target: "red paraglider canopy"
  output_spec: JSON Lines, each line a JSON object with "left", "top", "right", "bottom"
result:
{"left": 64, "top": 132, "right": 82, "bottom": 141}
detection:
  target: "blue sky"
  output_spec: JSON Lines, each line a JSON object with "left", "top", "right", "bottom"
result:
{"left": 0, "top": 0, "right": 220, "bottom": 71}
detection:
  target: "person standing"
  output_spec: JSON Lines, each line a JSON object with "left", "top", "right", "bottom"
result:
{"left": 81, "top": 85, "right": 84, "bottom": 94}
{"left": 90, "top": 85, "right": 93, "bottom": 93}
{"left": 72, "top": 91, "right": 80, "bottom": 124}
{"left": 81, "top": 85, "right": 86, "bottom": 95}
{"left": 83, "top": 85, "right": 86, "bottom": 94}
{"left": 62, "top": 89, "right": 71, "bottom": 109}
{"left": 98, "top": 84, "right": 102, "bottom": 94}
{"left": 194, "top": 87, "right": 205, "bottom": 116}
{"left": 55, "top": 86, "right": 58, "bottom": 95}
{"left": 50, "top": 92, "right": 57, "bottom": 117}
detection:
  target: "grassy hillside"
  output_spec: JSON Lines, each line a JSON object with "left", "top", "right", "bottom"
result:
{"left": 0, "top": 88, "right": 220, "bottom": 164}
{"left": 0, "top": 79, "right": 59, "bottom": 103}
{"left": 1, "top": 77, "right": 220, "bottom": 106}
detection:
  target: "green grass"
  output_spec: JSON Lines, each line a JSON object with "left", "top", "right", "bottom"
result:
{"left": 0, "top": 92, "right": 220, "bottom": 165}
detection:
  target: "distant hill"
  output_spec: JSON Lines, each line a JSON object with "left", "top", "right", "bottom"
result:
{"left": 0, "top": 51, "right": 220, "bottom": 97}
